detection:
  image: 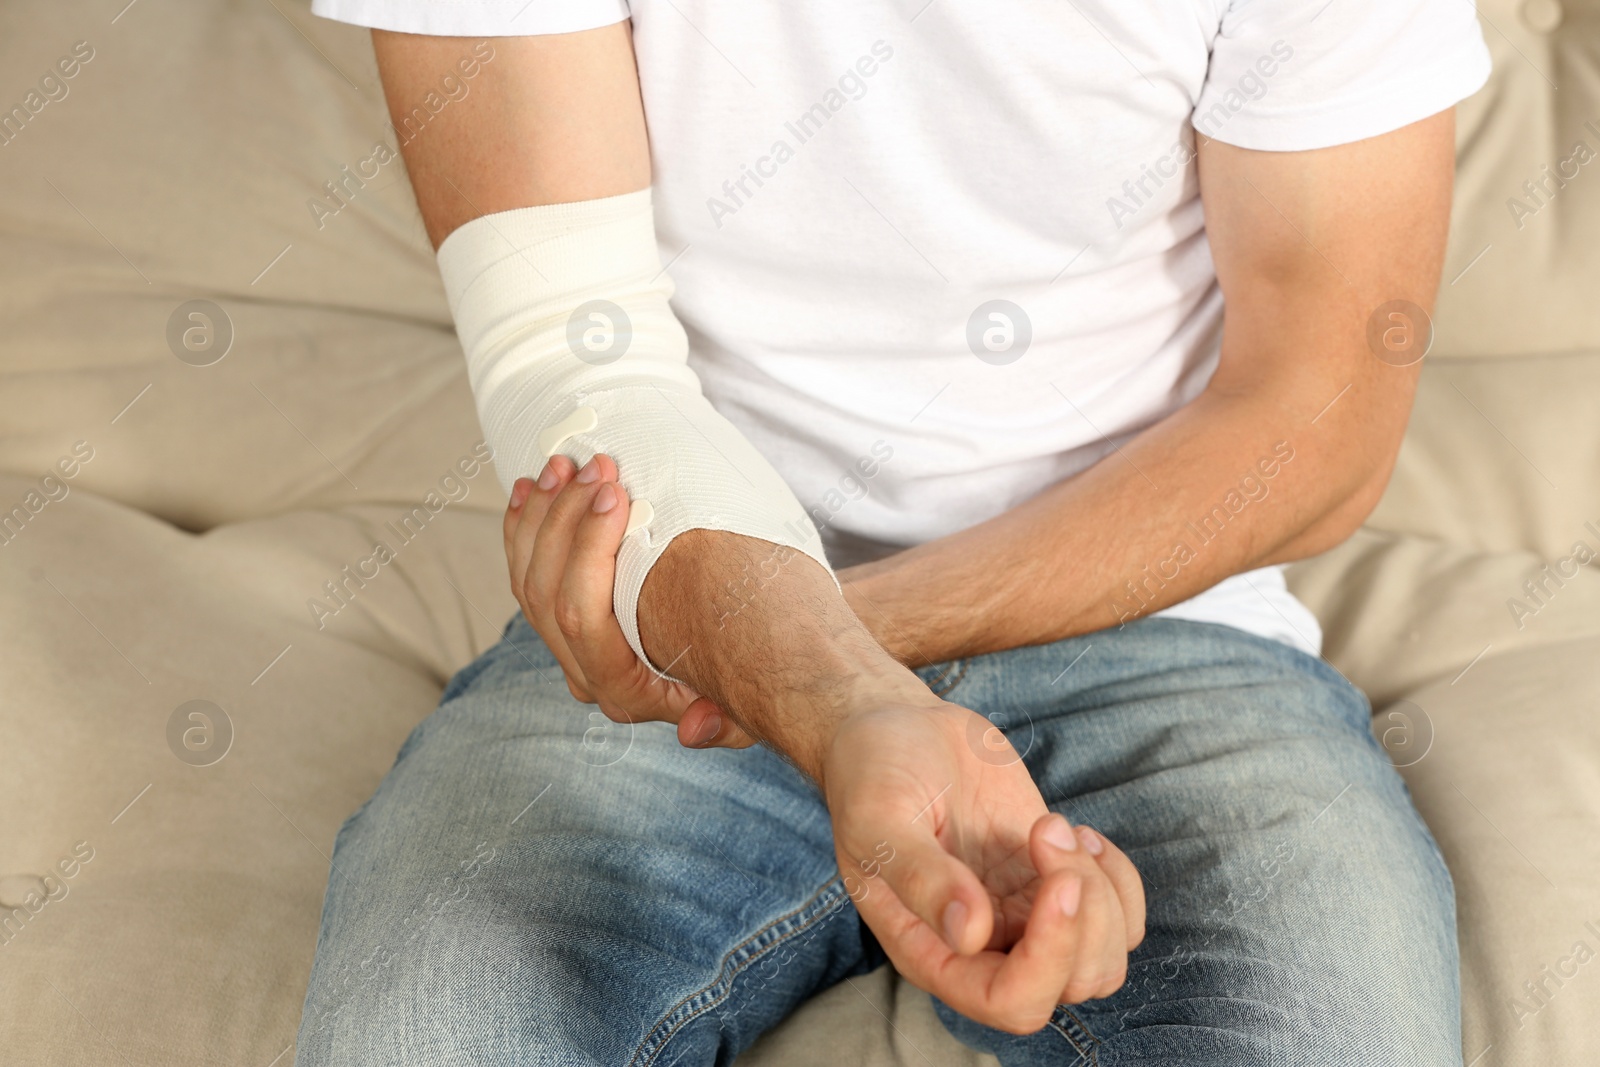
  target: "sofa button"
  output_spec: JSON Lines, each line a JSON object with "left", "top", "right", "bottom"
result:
{"left": 1521, "top": 0, "right": 1563, "bottom": 33}
{"left": 0, "top": 873, "right": 48, "bottom": 908}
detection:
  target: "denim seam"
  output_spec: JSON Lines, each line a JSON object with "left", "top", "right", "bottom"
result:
{"left": 627, "top": 878, "right": 851, "bottom": 1067}
{"left": 1048, "top": 1005, "right": 1101, "bottom": 1065}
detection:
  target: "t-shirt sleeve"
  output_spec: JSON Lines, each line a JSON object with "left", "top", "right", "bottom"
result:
{"left": 309, "top": 0, "right": 630, "bottom": 37}
{"left": 1194, "top": 0, "right": 1492, "bottom": 151}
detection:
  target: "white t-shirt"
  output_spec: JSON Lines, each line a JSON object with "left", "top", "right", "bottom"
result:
{"left": 314, "top": 0, "right": 1491, "bottom": 657}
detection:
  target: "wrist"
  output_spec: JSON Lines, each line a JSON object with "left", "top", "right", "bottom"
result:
{"left": 637, "top": 529, "right": 940, "bottom": 780}
{"left": 764, "top": 632, "right": 940, "bottom": 785}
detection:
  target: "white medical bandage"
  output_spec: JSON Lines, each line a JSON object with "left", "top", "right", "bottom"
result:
{"left": 436, "top": 189, "right": 834, "bottom": 671}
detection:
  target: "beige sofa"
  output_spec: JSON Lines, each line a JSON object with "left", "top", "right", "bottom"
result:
{"left": 1, "top": 2, "right": 1596, "bottom": 1064}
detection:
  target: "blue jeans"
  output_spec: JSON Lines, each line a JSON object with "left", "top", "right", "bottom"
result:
{"left": 295, "top": 614, "right": 1460, "bottom": 1066}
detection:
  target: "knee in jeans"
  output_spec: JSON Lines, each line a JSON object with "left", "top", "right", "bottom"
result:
{"left": 297, "top": 895, "right": 612, "bottom": 1066}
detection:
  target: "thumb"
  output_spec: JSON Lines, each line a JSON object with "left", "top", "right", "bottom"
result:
{"left": 859, "top": 816, "right": 994, "bottom": 956}
{"left": 676, "top": 697, "right": 757, "bottom": 749}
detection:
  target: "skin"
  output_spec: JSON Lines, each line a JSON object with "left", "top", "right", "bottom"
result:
{"left": 839, "top": 117, "right": 1454, "bottom": 666}
{"left": 375, "top": 20, "right": 1454, "bottom": 1032}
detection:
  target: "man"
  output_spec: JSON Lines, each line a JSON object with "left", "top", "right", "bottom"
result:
{"left": 296, "top": 2, "right": 1489, "bottom": 1063}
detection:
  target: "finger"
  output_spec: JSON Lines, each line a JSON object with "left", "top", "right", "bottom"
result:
{"left": 505, "top": 476, "right": 534, "bottom": 523}
{"left": 677, "top": 698, "right": 757, "bottom": 749}
{"left": 1032, "top": 815, "right": 1144, "bottom": 956}
{"left": 555, "top": 477, "right": 719, "bottom": 725}
{"left": 502, "top": 476, "right": 536, "bottom": 607}
{"left": 841, "top": 812, "right": 1082, "bottom": 1034}
{"left": 564, "top": 672, "right": 595, "bottom": 704}
{"left": 1051, "top": 830, "right": 1129, "bottom": 1003}
{"left": 506, "top": 455, "right": 576, "bottom": 611}
{"left": 552, "top": 477, "right": 632, "bottom": 665}
{"left": 524, "top": 456, "right": 611, "bottom": 678}
{"left": 1076, "top": 824, "right": 1146, "bottom": 951}
{"left": 865, "top": 806, "right": 995, "bottom": 957}
{"left": 872, "top": 864, "right": 1087, "bottom": 1034}
{"left": 1057, "top": 864, "right": 1124, "bottom": 1004}
{"left": 1021, "top": 816, "right": 1124, "bottom": 1007}
{"left": 526, "top": 454, "right": 616, "bottom": 619}
{"left": 988, "top": 868, "right": 1090, "bottom": 1025}
{"left": 948, "top": 815, "right": 1101, "bottom": 1026}
{"left": 506, "top": 455, "right": 575, "bottom": 557}
{"left": 511, "top": 455, "right": 588, "bottom": 694}
{"left": 1027, "top": 812, "right": 1082, "bottom": 876}
{"left": 542, "top": 621, "right": 593, "bottom": 703}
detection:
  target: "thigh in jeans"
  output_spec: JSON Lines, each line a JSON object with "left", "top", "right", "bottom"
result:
{"left": 294, "top": 614, "right": 876, "bottom": 1067}
{"left": 923, "top": 618, "right": 1460, "bottom": 1067}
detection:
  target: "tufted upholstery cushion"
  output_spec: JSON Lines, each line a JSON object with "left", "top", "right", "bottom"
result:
{"left": 1432, "top": 0, "right": 1600, "bottom": 360}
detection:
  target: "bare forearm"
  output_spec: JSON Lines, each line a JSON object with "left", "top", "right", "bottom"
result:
{"left": 843, "top": 371, "right": 1405, "bottom": 666}
{"left": 638, "top": 529, "right": 930, "bottom": 780}
{"left": 844, "top": 116, "right": 1454, "bottom": 667}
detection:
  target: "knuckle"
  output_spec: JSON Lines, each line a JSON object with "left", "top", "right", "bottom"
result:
{"left": 1085, "top": 869, "right": 1117, "bottom": 908}
{"left": 521, "top": 570, "right": 549, "bottom": 612}
{"left": 551, "top": 595, "right": 586, "bottom": 640}
{"left": 998, "top": 1007, "right": 1049, "bottom": 1035}
{"left": 891, "top": 860, "right": 934, "bottom": 906}
{"left": 1101, "top": 964, "right": 1129, "bottom": 997}
{"left": 622, "top": 659, "right": 660, "bottom": 700}
{"left": 1067, "top": 965, "right": 1118, "bottom": 1004}
{"left": 553, "top": 479, "right": 588, "bottom": 514}
{"left": 1062, "top": 978, "right": 1094, "bottom": 1005}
